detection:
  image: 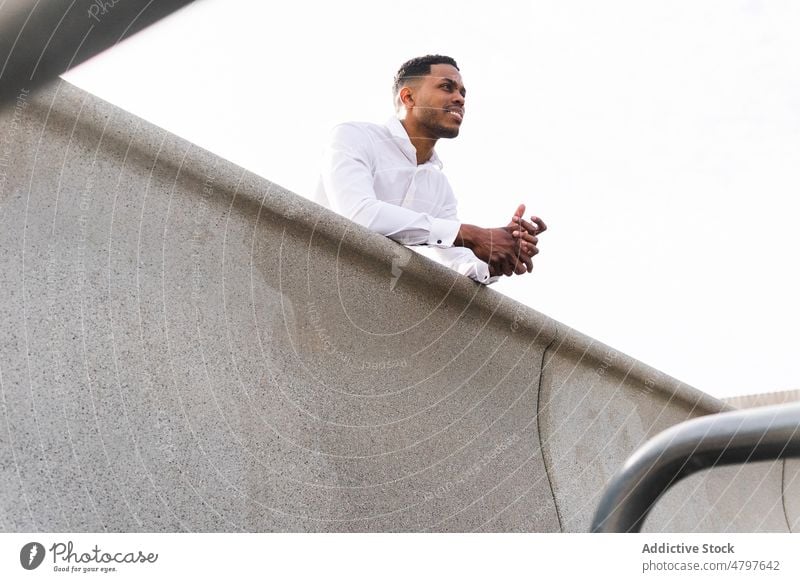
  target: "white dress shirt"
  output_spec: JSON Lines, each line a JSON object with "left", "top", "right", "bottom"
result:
{"left": 316, "top": 116, "right": 497, "bottom": 284}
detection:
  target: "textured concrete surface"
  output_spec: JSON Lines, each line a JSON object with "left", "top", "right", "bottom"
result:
{"left": 538, "top": 326, "right": 790, "bottom": 532}
{"left": 0, "top": 79, "right": 792, "bottom": 532}
{"left": 783, "top": 459, "right": 800, "bottom": 532}
{"left": 724, "top": 389, "right": 800, "bottom": 410}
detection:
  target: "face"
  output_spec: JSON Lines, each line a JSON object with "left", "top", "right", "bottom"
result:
{"left": 403, "top": 63, "right": 466, "bottom": 139}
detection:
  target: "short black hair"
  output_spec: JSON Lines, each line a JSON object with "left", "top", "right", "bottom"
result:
{"left": 392, "top": 55, "right": 459, "bottom": 98}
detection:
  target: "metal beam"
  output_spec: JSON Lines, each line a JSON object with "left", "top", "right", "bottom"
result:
{"left": 0, "top": 0, "right": 194, "bottom": 108}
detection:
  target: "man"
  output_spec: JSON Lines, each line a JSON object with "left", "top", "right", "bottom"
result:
{"left": 316, "top": 55, "right": 545, "bottom": 284}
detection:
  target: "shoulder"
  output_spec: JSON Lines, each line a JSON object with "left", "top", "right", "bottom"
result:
{"left": 328, "top": 121, "right": 390, "bottom": 145}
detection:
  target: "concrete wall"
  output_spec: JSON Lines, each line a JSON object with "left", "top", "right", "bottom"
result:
{"left": 0, "top": 79, "right": 794, "bottom": 532}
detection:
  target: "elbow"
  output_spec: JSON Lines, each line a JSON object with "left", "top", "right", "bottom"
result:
{"left": 348, "top": 199, "right": 383, "bottom": 232}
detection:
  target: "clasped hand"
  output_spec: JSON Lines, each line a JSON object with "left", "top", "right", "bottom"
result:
{"left": 457, "top": 204, "right": 547, "bottom": 278}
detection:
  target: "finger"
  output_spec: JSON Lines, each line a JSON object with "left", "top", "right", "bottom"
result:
{"left": 514, "top": 241, "right": 534, "bottom": 273}
{"left": 512, "top": 251, "right": 526, "bottom": 274}
{"left": 517, "top": 239, "right": 537, "bottom": 256}
{"left": 513, "top": 245, "right": 529, "bottom": 275}
{"left": 512, "top": 230, "right": 538, "bottom": 244}
{"left": 530, "top": 216, "right": 547, "bottom": 234}
{"left": 517, "top": 216, "right": 541, "bottom": 235}
{"left": 510, "top": 204, "right": 526, "bottom": 227}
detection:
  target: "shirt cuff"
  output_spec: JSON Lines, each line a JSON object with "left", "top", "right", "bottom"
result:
{"left": 473, "top": 260, "right": 500, "bottom": 285}
{"left": 427, "top": 218, "right": 460, "bottom": 247}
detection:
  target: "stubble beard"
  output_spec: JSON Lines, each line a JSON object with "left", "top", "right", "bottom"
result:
{"left": 419, "top": 107, "right": 460, "bottom": 139}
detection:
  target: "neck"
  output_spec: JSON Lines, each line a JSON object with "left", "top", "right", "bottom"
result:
{"left": 399, "top": 118, "right": 437, "bottom": 165}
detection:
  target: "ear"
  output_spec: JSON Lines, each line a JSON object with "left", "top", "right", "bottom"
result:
{"left": 399, "top": 86, "right": 415, "bottom": 109}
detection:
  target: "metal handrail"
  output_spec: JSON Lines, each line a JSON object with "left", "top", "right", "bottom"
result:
{"left": 1, "top": 0, "right": 194, "bottom": 108}
{"left": 591, "top": 401, "right": 800, "bottom": 533}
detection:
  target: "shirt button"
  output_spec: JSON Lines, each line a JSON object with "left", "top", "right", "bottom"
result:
{"left": 437, "top": 239, "right": 442, "bottom": 244}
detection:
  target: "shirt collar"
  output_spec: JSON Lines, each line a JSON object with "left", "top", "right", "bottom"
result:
{"left": 385, "top": 116, "right": 443, "bottom": 169}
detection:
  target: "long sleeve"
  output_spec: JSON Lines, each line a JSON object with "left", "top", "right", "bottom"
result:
{"left": 409, "top": 246, "right": 500, "bottom": 285}
{"left": 423, "top": 185, "right": 498, "bottom": 285}
{"left": 319, "top": 123, "right": 460, "bottom": 247}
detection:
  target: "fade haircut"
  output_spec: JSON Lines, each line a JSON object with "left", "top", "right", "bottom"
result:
{"left": 392, "top": 55, "right": 459, "bottom": 101}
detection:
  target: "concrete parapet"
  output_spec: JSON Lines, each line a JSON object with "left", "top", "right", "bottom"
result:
{"left": 0, "top": 79, "right": 790, "bottom": 532}
{"left": 538, "top": 326, "right": 788, "bottom": 532}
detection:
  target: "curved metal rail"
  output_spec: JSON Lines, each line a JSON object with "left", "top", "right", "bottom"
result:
{"left": 591, "top": 401, "right": 800, "bottom": 533}
{"left": 1, "top": 0, "right": 194, "bottom": 108}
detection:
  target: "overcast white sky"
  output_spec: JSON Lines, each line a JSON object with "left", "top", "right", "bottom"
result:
{"left": 63, "top": 0, "right": 800, "bottom": 399}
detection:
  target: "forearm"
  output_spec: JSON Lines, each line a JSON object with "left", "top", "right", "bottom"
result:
{"left": 454, "top": 223, "right": 479, "bottom": 251}
{"left": 409, "top": 246, "right": 499, "bottom": 284}
{"left": 346, "top": 199, "right": 460, "bottom": 247}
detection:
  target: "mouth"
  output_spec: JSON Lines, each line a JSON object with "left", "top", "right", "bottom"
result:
{"left": 445, "top": 108, "right": 464, "bottom": 122}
